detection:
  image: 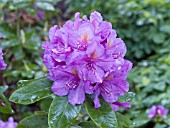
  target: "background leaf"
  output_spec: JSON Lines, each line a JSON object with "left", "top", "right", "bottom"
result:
{"left": 16, "top": 113, "right": 48, "bottom": 128}
{"left": 116, "top": 112, "right": 134, "bottom": 128}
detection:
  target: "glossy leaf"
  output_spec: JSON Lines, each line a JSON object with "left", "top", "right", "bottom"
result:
{"left": 9, "top": 78, "right": 53, "bottom": 105}
{"left": 48, "top": 95, "right": 81, "bottom": 128}
{"left": 40, "top": 97, "right": 53, "bottom": 112}
{"left": 17, "top": 113, "right": 48, "bottom": 128}
{"left": 0, "top": 86, "right": 13, "bottom": 114}
{"left": 85, "top": 97, "right": 118, "bottom": 128}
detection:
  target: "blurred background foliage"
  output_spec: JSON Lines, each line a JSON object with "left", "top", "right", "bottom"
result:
{"left": 0, "top": 0, "right": 170, "bottom": 127}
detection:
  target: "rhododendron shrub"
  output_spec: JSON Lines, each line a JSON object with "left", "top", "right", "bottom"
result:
{"left": 9, "top": 12, "right": 134, "bottom": 128}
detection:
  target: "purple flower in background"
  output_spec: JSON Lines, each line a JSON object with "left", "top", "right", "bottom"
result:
{"left": 0, "top": 117, "right": 18, "bottom": 128}
{"left": 148, "top": 105, "right": 168, "bottom": 118}
{"left": 34, "top": 5, "right": 45, "bottom": 20}
{"left": 36, "top": 10, "right": 45, "bottom": 20}
{"left": 0, "top": 48, "right": 7, "bottom": 70}
{"left": 42, "top": 11, "right": 132, "bottom": 109}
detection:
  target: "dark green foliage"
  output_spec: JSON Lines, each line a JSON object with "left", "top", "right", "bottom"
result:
{"left": 16, "top": 113, "right": 48, "bottom": 128}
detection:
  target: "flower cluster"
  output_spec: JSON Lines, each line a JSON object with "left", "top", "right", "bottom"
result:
{"left": 148, "top": 105, "right": 168, "bottom": 119}
{"left": 0, "top": 117, "right": 18, "bottom": 128}
{"left": 0, "top": 48, "right": 7, "bottom": 70}
{"left": 42, "top": 11, "right": 132, "bottom": 110}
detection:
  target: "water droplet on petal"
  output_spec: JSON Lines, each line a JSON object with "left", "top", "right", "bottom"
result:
{"left": 118, "top": 66, "right": 121, "bottom": 70}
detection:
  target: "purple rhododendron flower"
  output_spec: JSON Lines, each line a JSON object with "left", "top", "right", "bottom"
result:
{"left": 148, "top": 105, "right": 168, "bottom": 118}
{"left": 0, "top": 48, "right": 7, "bottom": 70}
{"left": 42, "top": 11, "right": 132, "bottom": 110}
{"left": 0, "top": 117, "right": 18, "bottom": 128}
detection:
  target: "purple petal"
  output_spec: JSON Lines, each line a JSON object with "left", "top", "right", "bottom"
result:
{"left": 74, "top": 12, "right": 82, "bottom": 30}
{"left": 110, "top": 104, "right": 119, "bottom": 111}
{"left": 157, "top": 105, "right": 168, "bottom": 116}
{"left": 90, "top": 11, "right": 103, "bottom": 28}
{"left": 78, "top": 22, "right": 94, "bottom": 43}
{"left": 148, "top": 106, "right": 157, "bottom": 118}
{"left": 0, "top": 48, "right": 7, "bottom": 70}
{"left": 86, "top": 39, "right": 104, "bottom": 59}
{"left": 78, "top": 63, "right": 105, "bottom": 83}
{"left": 83, "top": 81, "right": 94, "bottom": 94}
{"left": 96, "top": 21, "right": 112, "bottom": 40}
{"left": 110, "top": 102, "right": 131, "bottom": 111}
{"left": 61, "top": 20, "right": 74, "bottom": 33}
{"left": 99, "top": 82, "right": 118, "bottom": 103}
{"left": 65, "top": 49, "right": 86, "bottom": 65}
{"left": 106, "top": 37, "right": 127, "bottom": 59}
{"left": 36, "top": 10, "right": 45, "bottom": 20}
{"left": 68, "top": 81, "right": 85, "bottom": 106}
{"left": 0, "top": 117, "right": 18, "bottom": 128}
{"left": 51, "top": 80, "right": 69, "bottom": 96}
{"left": 49, "top": 25, "right": 58, "bottom": 41}
{"left": 94, "top": 86, "right": 101, "bottom": 108}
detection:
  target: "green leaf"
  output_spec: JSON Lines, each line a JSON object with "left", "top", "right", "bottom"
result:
{"left": 85, "top": 97, "right": 118, "bottom": 128}
{"left": 48, "top": 95, "right": 81, "bottom": 128}
{"left": 0, "top": 86, "right": 13, "bottom": 114}
{"left": 40, "top": 97, "right": 53, "bottom": 112}
{"left": 0, "top": 85, "right": 8, "bottom": 93}
{"left": 116, "top": 113, "right": 134, "bottom": 128}
{"left": 152, "top": 33, "right": 166, "bottom": 44}
{"left": 9, "top": 78, "right": 53, "bottom": 105}
{"left": 133, "top": 117, "right": 150, "bottom": 127}
{"left": 118, "top": 92, "right": 135, "bottom": 102}
{"left": 16, "top": 113, "right": 48, "bottom": 128}
{"left": 78, "top": 121, "right": 99, "bottom": 128}
{"left": 17, "top": 79, "right": 38, "bottom": 88}
{"left": 36, "top": 2, "right": 55, "bottom": 11}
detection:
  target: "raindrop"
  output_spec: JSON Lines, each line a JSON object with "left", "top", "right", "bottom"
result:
{"left": 30, "top": 95, "right": 37, "bottom": 102}
{"left": 118, "top": 66, "right": 121, "bottom": 70}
